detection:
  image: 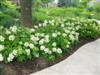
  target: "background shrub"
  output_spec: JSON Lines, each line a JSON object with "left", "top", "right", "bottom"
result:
{"left": 0, "top": 1, "right": 20, "bottom": 27}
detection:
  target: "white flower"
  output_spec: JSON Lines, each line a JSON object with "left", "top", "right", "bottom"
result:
{"left": 10, "top": 26, "right": 17, "bottom": 32}
{"left": 0, "top": 54, "right": 3, "bottom": 61}
{"left": 24, "top": 42, "right": 29, "bottom": 47}
{"left": 9, "top": 35, "right": 15, "bottom": 41}
{"left": 12, "top": 49, "right": 17, "bottom": 56}
{"left": 52, "top": 42, "right": 57, "bottom": 47}
{"left": 57, "top": 32, "right": 61, "bottom": 35}
{"left": 67, "top": 41, "right": 71, "bottom": 45}
{"left": 62, "top": 33, "right": 67, "bottom": 37}
{"left": 52, "top": 33, "right": 57, "bottom": 38}
{"left": 40, "top": 45, "right": 45, "bottom": 50}
{"left": 35, "top": 33, "right": 41, "bottom": 36}
{"left": 0, "top": 26, "right": 3, "bottom": 30}
{"left": 96, "top": 20, "right": 100, "bottom": 25}
{"left": 51, "top": 22, "right": 55, "bottom": 26}
{"left": 39, "top": 24, "right": 42, "bottom": 27}
{"left": 44, "top": 48, "right": 49, "bottom": 52}
{"left": 43, "top": 23, "right": 47, "bottom": 27}
{"left": 0, "top": 45, "right": 4, "bottom": 51}
{"left": 30, "top": 28, "right": 35, "bottom": 33}
{"left": 44, "top": 35, "right": 50, "bottom": 43}
{"left": 68, "top": 27, "right": 72, "bottom": 30}
{"left": 64, "top": 29, "right": 70, "bottom": 33}
{"left": 30, "top": 35, "right": 35, "bottom": 41}
{"left": 61, "top": 24, "right": 64, "bottom": 27}
{"left": 48, "top": 51, "right": 52, "bottom": 54}
{"left": 40, "top": 33, "right": 45, "bottom": 37}
{"left": 44, "top": 20, "right": 48, "bottom": 24}
{"left": 69, "top": 34, "right": 75, "bottom": 41}
{"left": 5, "top": 29, "right": 11, "bottom": 35}
{"left": 44, "top": 48, "right": 52, "bottom": 54}
{"left": 29, "top": 43, "right": 34, "bottom": 48}
{"left": 49, "top": 20, "right": 52, "bottom": 23}
{"left": 7, "top": 53, "right": 15, "bottom": 62}
{"left": 34, "top": 26, "right": 38, "bottom": 29}
{"left": 45, "top": 35, "right": 49, "bottom": 38}
{"left": 0, "top": 35, "right": 5, "bottom": 42}
{"left": 76, "top": 26, "right": 80, "bottom": 30}
{"left": 57, "top": 48, "right": 62, "bottom": 54}
{"left": 71, "top": 31, "right": 75, "bottom": 34}
{"left": 75, "top": 33, "right": 79, "bottom": 40}
{"left": 35, "top": 37, "right": 40, "bottom": 41}
{"left": 49, "top": 20, "right": 55, "bottom": 25}
{"left": 39, "top": 39, "right": 44, "bottom": 45}
{"left": 51, "top": 20, "right": 55, "bottom": 23}
{"left": 7, "top": 57, "right": 12, "bottom": 62}
{"left": 66, "top": 45, "right": 70, "bottom": 48}
{"left": 10, "top": 53, "right": 14, "bottom": 58}
{"left": 25, "top": 49, "right": 30, "bottom": 55}
{"left": 44, "top": 38, "right": 50, "bottom": 43}
{"left": 30, "top": 35, "right": 39, "bottom": 42}
{"left": 52, "top": 48, "right": 57, "bottom": 52}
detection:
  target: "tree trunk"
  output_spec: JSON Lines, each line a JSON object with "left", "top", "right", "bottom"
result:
{"left": 20, "top": 0, "right": 32, "bottom": 27}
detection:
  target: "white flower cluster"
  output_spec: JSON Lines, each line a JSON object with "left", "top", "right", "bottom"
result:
{"left": 39, "top": 35, "right": 50, "bottom": 45}
{"left": 63, "top": 25, "right": 79, "bottom": 41}
{"left": 49, "top": 20, "right": 55, "bottom": 25}
{"left": 30, "top": 35, "right": 39, "bottom": 44}
{"left": 25, "top": 49, "right": 31, "bottom": 55}
{"left": 40, "top": 46, "right": 52, "bottom": 54}
{"left": 0, "top": 35, "right": 5, "bottom": 42}
{"left": 0, "top": 44, "right": 4, "bottom": 51}
{"left": 24, "top": 42, "right": 34, "bottom": 49}
{"left": 7, "top": 49, "right": 17, "bottom": 62}
{"left": 5, "top": 29, "right": 11, "bottom": 35}
{"left": 52, "top": 33, "right": 57, "bottom": 38}
{"left": 30, "top": 28, "right": 35, "bottom": 33}
{"left": 9, "top": 35, "right": 15, "bottom": 41}
{"left": 40, "top": 43, "right": 62, "bottom": 54}
{"left": 10, "top": 26, "right": 17, "bottom": 32}
{"left": 52, "top": 42, "right": 56, "bottom": 47}
{"left": 52, "top": 47, "right": 62, "bottom": 54}
{"left": 33, "top": 20, "right": 49, "bottom": 29}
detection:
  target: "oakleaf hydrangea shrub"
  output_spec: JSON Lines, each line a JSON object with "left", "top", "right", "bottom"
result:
{"left": 0, "top": 17, "right": 100, "bottom": 63}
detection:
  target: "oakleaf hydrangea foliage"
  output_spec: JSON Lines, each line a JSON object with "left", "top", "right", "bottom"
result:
{"left": 0, "top": 17, "right": 100, "bottom": 63}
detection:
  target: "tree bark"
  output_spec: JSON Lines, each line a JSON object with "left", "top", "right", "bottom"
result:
{"left": 20, "top": 0, "right": 32, "bottom": 27}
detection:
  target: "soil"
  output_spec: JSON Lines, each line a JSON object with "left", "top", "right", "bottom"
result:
{"left": 0, "top": 37, "right": 99, "bottom": 75}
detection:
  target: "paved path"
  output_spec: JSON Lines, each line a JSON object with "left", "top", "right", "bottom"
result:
{"left": 31, "top": 39, "right": 100, "bottom": 75}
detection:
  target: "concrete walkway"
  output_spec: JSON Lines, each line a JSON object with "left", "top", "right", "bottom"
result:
{"left": 31, "top": 39, "right": 100, "bottom": 75}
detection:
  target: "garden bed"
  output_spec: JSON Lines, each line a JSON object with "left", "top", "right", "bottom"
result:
{"left": 0, "top": 37, "right": 99, "bottom": 75}
{"left": 0, "top": 1, "right": 100, "bottom": 75}
{"left": 0, "top": 18, "right": 100, "bottom": 75}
